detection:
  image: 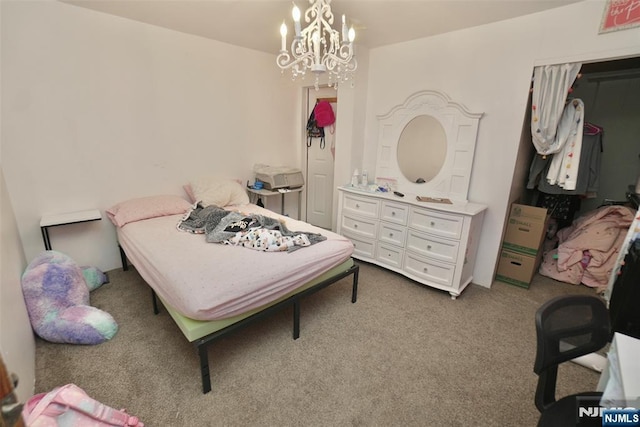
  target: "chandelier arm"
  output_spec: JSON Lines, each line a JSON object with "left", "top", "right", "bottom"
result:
{"left": 337, "top": 43, "right": 354, "bottom": 61}
{"left": 320, "top": 0, "right": 334, "bottom": 24}
{"left": 324, "top": 45, "right": 354, "bottom": 69}
{"left": 277, "top": 52, "right": 313, "bottom": 71}
{"left": 278, "top": 39, "right": 307, "bottom": 66}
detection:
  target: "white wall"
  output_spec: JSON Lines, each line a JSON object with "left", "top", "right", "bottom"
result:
{"left": 331, "top": 49, "right": 370, "bottom": 230}
{"left": 0, "top": 166, "right": 36, "bottom": 403}
{"left": 362, "top": 0, "right": 640, "bottom": 287}
{"left": 1, "top": 0, "right": 300, "bottom": 271}
{"left": 0, "top": 4, "right": 36, "bottom": 404}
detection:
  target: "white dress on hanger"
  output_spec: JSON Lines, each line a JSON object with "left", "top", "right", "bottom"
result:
{"left": 531, "top": 63, "right": 582, "bottom": 155}
{"left": 546, "top": 98, "right": 584, "bottom": 191}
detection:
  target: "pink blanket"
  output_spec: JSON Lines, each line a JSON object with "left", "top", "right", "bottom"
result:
{"left": 539, "top": 205, "right": 635, "bottom": 291}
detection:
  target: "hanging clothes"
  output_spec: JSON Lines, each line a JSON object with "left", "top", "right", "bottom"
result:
{"left": 545, "top": 99, "right": 584, "bottom": 190}
{"left": 530, "top": 63, "right": 582, "bottom": 155}
{"left": 527, "top": 122, "right": 603, "bottom": 196}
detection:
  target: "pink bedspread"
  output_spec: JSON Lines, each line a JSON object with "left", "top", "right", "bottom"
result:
{"left": 539, "top": 205, "right": 635, "bottom": 291}
{"left": 117, "top": 204, "right": 354, "bottom": 320}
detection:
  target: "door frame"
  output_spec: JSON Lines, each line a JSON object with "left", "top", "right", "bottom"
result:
{"left": 299, "top": 85, "right": 338, "bottom": 226}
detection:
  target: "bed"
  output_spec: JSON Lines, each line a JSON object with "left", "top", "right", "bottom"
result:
{"left": 108, "top": 186, "right": 359, "bottom": 393}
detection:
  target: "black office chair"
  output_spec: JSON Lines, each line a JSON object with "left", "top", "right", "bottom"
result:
{"left": 533, "top": 294, "right": 611, "bottom": 427}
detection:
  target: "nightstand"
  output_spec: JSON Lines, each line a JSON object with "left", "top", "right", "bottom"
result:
{"left": 40, "top": 209, "right": 102, "bottom": 250}
{"left": 246, "top": 187, "right": 303, "bottom": 219}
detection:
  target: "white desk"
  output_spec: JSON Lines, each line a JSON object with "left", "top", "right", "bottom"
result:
{"left": 40, "top": 209, "right": 102, "bottom": 250}
{"left": 247, "top": 187, "right": 303, "bottom": 219}
{"left": 598, "top": 332, "right": 640, "bottom": 407}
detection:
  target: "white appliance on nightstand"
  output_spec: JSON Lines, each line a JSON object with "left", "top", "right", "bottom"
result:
{"left": 254, "top": 165, "right": 304, "bottom": 190}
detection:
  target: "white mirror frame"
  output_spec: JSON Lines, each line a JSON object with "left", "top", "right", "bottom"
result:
{"left": 375, "top": 90, "right": 483, "bottom": 202}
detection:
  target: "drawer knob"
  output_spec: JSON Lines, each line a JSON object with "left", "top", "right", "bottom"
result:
{"left": 354, "top": 224, "right": 358, "bottom": 228}
{"left": 391, "top": 211, "right": 396, "bottom": 216}
{"left": 427, "top": 245, "right": 432, "bottom": 250}
{"left": 423, "top": 267, "right": 428, "bottom": 272}
{"left": 430, "top": 221, "right": 435, "bottom": 226}
{"left": 389, "top": 232, "right": 394, "bottom": 237}
{"left": 356, "top": 204, "right": 360, "bottom": 208}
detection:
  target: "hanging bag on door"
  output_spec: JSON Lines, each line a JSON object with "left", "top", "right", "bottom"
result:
{"left": 314, "top": 100, "right": 335, "bottom": 149}
{"left": 306, "top": 108, "right": 325, "bottom": 148}
{"left": 314, "top": 100, "right": 335, "bottom": 127}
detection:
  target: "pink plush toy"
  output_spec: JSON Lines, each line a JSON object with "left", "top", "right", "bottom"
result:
{"left": 21, "top": 250, "right": 117, "bottom": 345}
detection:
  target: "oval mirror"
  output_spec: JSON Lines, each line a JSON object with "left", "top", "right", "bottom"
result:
{"left": 397, "top": 115, "right": 447, "bottom": 183}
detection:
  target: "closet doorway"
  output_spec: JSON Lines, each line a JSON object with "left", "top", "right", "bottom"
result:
{"left": 505, "top": 55, "right": 640, "bottom": 293}
{"left": 304, "top": 87, "right": 337, "bottom": 229}
{"left": 570, "top": 57, "right": 640, "bottom": 215}
{"left": 519, "top": 56, "right": 640, "bottom": 216}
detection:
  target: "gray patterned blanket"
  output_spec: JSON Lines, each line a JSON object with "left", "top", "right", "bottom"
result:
{"left": 177, "top": 204, "right": 326, "bottom": 251}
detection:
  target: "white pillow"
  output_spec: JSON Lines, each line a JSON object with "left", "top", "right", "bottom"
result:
{"left": 190, "top": 177, "right": 250, "bottom": 207}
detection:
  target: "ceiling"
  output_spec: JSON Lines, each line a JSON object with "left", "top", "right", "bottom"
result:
{"left": 62, "top": 0, "right": 582, "bottom": 55}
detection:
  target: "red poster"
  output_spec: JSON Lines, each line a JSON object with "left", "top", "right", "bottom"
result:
{"left": 600, "top": 0, "right": 640, "bottom": 33}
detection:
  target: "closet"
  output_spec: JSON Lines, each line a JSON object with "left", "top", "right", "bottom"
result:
{"left": 517, "top": 57, "right": 640, "bottom": 292}
{"left": 527, "top": 57, "right": 640, "bottom": 223}
{"left": 565, "top": 57, "right": 640, "bottom": 216}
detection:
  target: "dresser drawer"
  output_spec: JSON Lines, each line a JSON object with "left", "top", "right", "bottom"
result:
{"left": 344, "top": 233, "right": 376, "bottom": 259}
{"left": 409, "top": 208, "right": 463, "bottom": 240}
{"left": 341, "top": 214, "right": 377, "bottom": 239}
{"left": 379, "top": 222, "right": 406, "bottom": 247}
{"left": 403, "top": 252, "right": 455, "bottom": 287}
{"left": 376, "top": 243, "right": 403, "bottom": 269}
{"left": 342, "top": 194, "right": 380, "bottom": 219}
{"left": 380, "top": 202, "right": 408, "bottom": 226}
{"left": 406, "top": 230, "right": 459, "bottom": 263}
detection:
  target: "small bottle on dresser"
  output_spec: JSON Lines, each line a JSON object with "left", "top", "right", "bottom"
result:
{"left": 361, "top": 170, "right": 368, "bottom": 186}
{"left": 351, "top": 169, "right": 360, "bottom": 187}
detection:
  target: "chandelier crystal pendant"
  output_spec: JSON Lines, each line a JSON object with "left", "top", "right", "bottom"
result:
{"left": 277, "top": 0, "right": 357, "bottom": 90}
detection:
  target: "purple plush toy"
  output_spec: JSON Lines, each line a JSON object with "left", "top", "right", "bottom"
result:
{"left": 21, "top": 250, "right": 118, "bottom": 345}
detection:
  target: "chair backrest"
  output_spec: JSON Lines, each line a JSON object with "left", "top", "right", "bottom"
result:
{"left": 533, "top": 294, "right": 611, "bottom": 412}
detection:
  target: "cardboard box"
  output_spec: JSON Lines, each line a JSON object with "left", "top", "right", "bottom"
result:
{"left": 495, "top": 248, "right": 542, "bottom": 289}
{"left": 502, "top": 203, "right": 549, "bottom": 256}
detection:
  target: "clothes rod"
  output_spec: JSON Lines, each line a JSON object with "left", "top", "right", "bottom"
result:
{"left": 587, "top": 69, "right": 640, "bottom": 82}
{"left": 317, "top": 97, "right": 337, "bottom": 103}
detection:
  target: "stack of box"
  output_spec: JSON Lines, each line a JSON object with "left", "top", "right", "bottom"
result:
{"left": 495, "top": 203, "right": 549, "bottom": 289}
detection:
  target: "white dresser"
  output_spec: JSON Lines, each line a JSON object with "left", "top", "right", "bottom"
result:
{"left": 337, "top": 186, "right": 487, "bottom": 299}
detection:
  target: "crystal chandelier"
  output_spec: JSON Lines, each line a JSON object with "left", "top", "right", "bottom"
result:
{"left": 277, "top": 0, "right": 357, "bottom": 89}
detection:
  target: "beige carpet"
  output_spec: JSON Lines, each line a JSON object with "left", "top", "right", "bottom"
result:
{"left": 34, "top": 262, "right": 603, "bottom": 426}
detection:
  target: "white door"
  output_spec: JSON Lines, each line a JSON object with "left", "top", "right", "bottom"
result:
{"left": 306, "top": 87, "right": 337, "bottom": 229}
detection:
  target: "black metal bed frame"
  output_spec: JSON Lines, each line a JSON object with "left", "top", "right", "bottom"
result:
{"left": 119, "top": 245, "right": 359, "bottom": 393}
